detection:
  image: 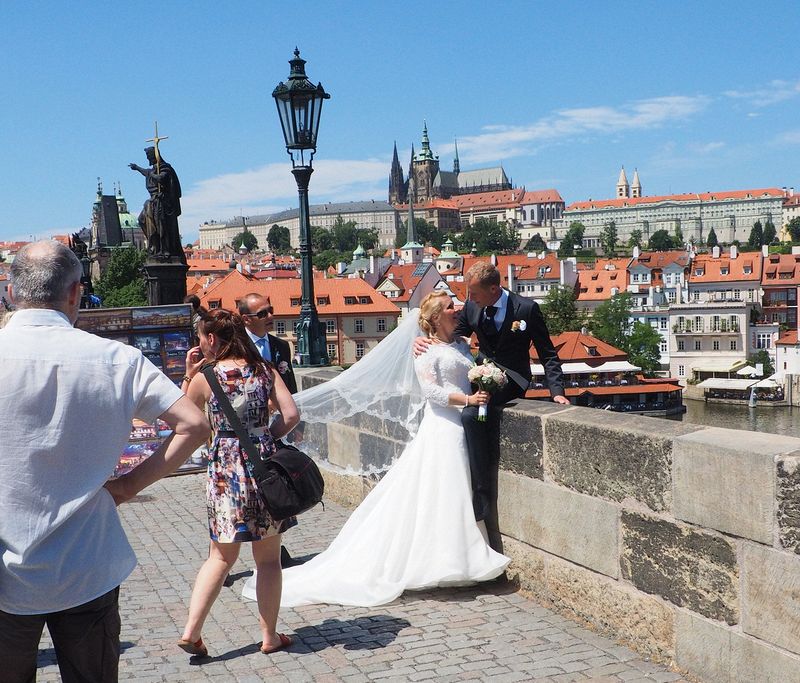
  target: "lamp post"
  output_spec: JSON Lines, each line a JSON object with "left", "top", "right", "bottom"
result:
{"left": 273, "top": 48, "right": 330, "bottom": 366}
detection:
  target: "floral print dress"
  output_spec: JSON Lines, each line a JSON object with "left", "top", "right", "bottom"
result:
{"left": 206, "top": 363, "right": 297, "bottom": 542}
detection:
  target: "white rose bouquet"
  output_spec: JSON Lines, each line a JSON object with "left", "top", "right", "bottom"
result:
{"left": 467, "top": 360, "right": 508, "bottom": 421}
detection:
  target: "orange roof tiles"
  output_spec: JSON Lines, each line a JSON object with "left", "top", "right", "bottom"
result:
{"left": 187, "top": 258, "right": 231, "bottom": 272}
{"left": 689, "top": 251, "right": 762, "bottom": 283}
{"left": 629, "top": 250, "right": 689, "bottom": 270}
{"left": 761, "top": 253, "right": 800, "bottom": 286}
{"left": 531, "top": 330, "right": 627, "bottom": 363}
{"left": 777, "top": 330, "right": 799, "bottom": 345}
{"left": 522, "top": 189, "right": 563, "bottom": 204}
{"left": 200, "top": 269, "right": 400, "bottom": 316}
{"left": 394, "top": 198, "right": 459, "bottom": 210}
{"left": 576, "top": 259, "right": 629, "bottom": 300}
{"left": 378, "top": 263, "right": 435, "bottom": 302}
{"left": 452, "top": 189, "right": 527, "bottom": 210}
{"left": 567, "top": 188, "right": 784, "bottom": 211}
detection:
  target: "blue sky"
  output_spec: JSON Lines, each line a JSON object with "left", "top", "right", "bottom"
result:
{"left": 2, "top": 1, "right": 799, "bottom": 243}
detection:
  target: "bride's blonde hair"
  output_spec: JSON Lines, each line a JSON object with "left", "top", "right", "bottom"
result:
{"left": 418, "top": 291, "right": 451, "bottom": 337}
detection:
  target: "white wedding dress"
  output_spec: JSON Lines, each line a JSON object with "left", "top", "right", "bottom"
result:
{"left": 242, "top": 339, "right": 509, "bottom": 607}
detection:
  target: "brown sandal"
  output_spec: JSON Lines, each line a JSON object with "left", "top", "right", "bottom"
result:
{"left": 177, "top": 637, "right": 208, "bottom": 657}
{"left": 260, "top": 633, "right": 292, "bottom": 654}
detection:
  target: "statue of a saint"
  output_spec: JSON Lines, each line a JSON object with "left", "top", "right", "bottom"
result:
{"left": 129, "top": 146, "right": 185, "bottom": 263}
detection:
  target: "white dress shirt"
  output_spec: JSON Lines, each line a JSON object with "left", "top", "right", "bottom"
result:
{"left": 0, "top": 309, "right": 183, "bottom": 614}
{"left": 485, "top": 289, "right": 509, "bottom": 331}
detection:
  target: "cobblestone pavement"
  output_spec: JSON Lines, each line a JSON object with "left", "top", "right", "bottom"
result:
{"left": 36, "top": 474, "right": 687, "bottom": 682}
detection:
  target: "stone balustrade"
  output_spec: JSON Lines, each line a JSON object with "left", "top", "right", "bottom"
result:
{"left": 295, "top": 368, "right": 800, "bottom": 682}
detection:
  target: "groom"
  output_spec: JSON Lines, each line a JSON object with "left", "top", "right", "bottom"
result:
{"left": 456, "top": 262, "right": 568, "bottom": 532}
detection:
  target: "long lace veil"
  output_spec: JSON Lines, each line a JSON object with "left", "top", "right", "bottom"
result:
{"left": 285, "top": 310, "right": 425, "bottom": 474}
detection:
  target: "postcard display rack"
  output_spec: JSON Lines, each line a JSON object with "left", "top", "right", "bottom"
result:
{"left": 76, "top": 304, "right": 206, "bottom": 477}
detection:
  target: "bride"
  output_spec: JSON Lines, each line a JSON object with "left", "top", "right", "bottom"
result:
{"left": 243, "top": 291, "right": 509, "bottom": 607}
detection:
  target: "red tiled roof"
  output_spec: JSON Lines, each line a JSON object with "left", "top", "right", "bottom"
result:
{"left": 252, "top": 268, "right": 300, "bottom": 279}
{"left": 761, "top": 253, "right": 800, "bottom": 286}
{"left": 567, "top": 188, "right": 784, "bottom": 211}
{"left": 777, "top": 330, "right": 799, "bottom": 345}
{"left": 394, "top": 198, "right": 459, "bottom": 210}
{"left": 689, "top": 251, "right": 762, "bottom": 283}
{"left": 199, "top": 269, "right": 400, "bottom": 315}
{"left": 629, "top": 250, "right": 689, "bottom": 270}
{"left": 452, "top": 189, "right": 527, "bottom": 210}
{"left": 576, "top": 259, "right": 629, "bottom": 300}
{"left": 377, "top": 263, "right": 436, "bottom": 302}
{"left": 531, "top": 330, "right": 627, "bottom": 363}
{"left": 522, "top": 189, "right": 563, "bottom": 204}
{"left": 187, "top": 258, "right": 231, "bottom": 272}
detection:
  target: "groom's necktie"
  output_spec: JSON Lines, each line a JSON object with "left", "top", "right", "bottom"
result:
{"left": 481, "top": 305, "right": 499, "bottom": 337}
{"left": 255, "top": 337, "right": 272, "bottom": 362}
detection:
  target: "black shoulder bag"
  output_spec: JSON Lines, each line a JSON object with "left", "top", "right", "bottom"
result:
{"left": 202, "top": 365, "right": 324, "bottom": 520}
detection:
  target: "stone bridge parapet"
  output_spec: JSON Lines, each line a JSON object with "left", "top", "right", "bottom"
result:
{"left": 296, "top": 369, "right": 800, "bottom": 682}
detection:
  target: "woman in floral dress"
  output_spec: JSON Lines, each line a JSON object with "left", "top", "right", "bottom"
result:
{"left": 178, "top": 309, "right": 299, "bottom": 657}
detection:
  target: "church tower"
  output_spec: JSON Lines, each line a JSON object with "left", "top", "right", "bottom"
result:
{"left": 453, "top": 138, "right": 460, "bottom": 175}
{"left": 410, "top": 122, "right": 440, "bottom": 203}
{"left": 388, "top": 142, "right": 407, "bottom": 204}
{"left": 631, "top": 168, "right": 642, "bottom": 198}
{"left": 616, "top": 166, "right": 630, "bottom": 198}
{"left": 400, "top": 194, "right": 423, "bottom": 264}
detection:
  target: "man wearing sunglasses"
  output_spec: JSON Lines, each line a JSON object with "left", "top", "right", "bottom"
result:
{"left": 239, "top": 293, "right": 297, "bottom": 393}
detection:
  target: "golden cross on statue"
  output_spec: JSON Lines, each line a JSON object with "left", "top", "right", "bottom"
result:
{"left": 146, "top": 121, "right": 168, "bottom": 175}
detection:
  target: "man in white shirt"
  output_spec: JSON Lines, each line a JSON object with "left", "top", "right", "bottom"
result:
{"left": 0, "top": 241, "right": 209, "bottom": 683}
{"left": 239, "top": 292, "right": 297, "bottom": 393}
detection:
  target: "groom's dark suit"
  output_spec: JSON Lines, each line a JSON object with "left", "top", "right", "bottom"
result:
{"left": 455, "top": 290, "right": 565, "bottom": 527}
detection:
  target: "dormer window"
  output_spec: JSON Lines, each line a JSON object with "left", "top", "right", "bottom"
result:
{"left": 359, "top": 296, "right": 371, "bottom": 304}
{"left": 720, "top": 267, "right": 729, "bottom": 275}
{"left": 290, "top": 298, "right": 301, "bottom": 306}
{"left": 344, "top": 296, "right": 356, "bottom": 305}
{"left": 694, "top": 268, "right": 704, "bottom": 276}
{"left": 743, "top": 266, "right": 752, "bottom": 274}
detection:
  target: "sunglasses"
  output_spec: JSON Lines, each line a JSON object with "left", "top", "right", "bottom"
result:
{"left": 248, "top": 306, "right": 273, "bottom": 319}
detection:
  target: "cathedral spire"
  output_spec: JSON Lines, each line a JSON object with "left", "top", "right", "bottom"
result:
{"left": 616, "top": 166, "right": 630, "bottom": 198}
{"left": 453, "top": 137, "right": 460, "bottom": 174}
{"left": 389, "top": 141, "right": 406, "bottom": 204}
{"left": 418, "top": 120, "right": 435, "bottom": 161}
{"left": 631, "top": 168, "right": 642, "bottom": 198}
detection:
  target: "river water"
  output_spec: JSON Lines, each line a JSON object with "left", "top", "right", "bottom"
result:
{"left": 668, "top": 399, "right": 800, "bottom": 438}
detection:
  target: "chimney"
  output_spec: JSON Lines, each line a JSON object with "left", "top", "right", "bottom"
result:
{"left": 490, "top": 254, "right": 498, "bottom": 266}
{"left": 507, "top": 264, "right": 515, "bottom": 292}
{"left": 791, "top": 187, "right": 795, "bottom": 197}
{"left": 762, "top": 244, "right": 769, "bottom": 257}
{"left": 632, "top": 245, "right": 640, "bottom": 259}
{"left": 730, "top": 244, "right": 738, "bottom": 259}
{"left": 712, "top": 246, "right": 720, "bottom": 258}
{"left": 369, "top": 255, "right": 375, "bottom": 274}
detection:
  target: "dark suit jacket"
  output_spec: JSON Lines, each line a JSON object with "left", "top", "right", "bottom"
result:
{"left": 268, "top": 334, "right": 298, "bottom": 394}
{"left": 454, "top": 291, "right": 565, "bottom": 398}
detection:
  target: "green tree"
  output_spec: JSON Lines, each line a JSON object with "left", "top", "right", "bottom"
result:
{"left": 589, "top": 292, "right": 632, "bottom": 350}
{"left": 648, "top": 229, "right": 674, "bottom": 251}
{"left": 313, "top": 249, "right": 351, "bottom": 272}
{"left": 232, "top": 231, "right": 258, "bottom": 252}
{"left": 706, "top": 228, "right": 719, "bottom": 248}
{"left": 558, "top": 221, "right": 585, "bottom": 257}
{"left": 763, "top": 220, "right": 777, "bottom": 245}
{"left": 331, "top": 215, "right": 359, "bottom": 252}
{"left": 747, "top": 220, "right": 764, "bottom": 248}
{"left": 628, "top": 229, "right": 643, "bottom": 250}
{"left": 311, "top": 225, "right": 334, "bottom": 251}
{"left": 674, "top": 222, "right": 684, "bottom": 246}
{"left": 749, "top": 349, "right": 775, "bottom": 378}
{"left": 395, "top": 217, "right": 440, "bottom": 249}
{"left": 355, "top": 228, "right": 380, "bottom": 251}
{"left": 525, "top": 233, "right": 547, "bottom": 252}
{"left": 626, "top": 322, "right": 662, "bottom": 376}
{"left": 541, "top": 285, "right": 585, "bottom": 336}
{"left": 455, "top": 219, "right": 518, "bottom": 255}
{"left": 94, "top": 246, "right": 147, "bottom": 307}
{"left": 787, "top": 217, "right": 800, "bottom": 242}
{"left": 600, "top": 221, "right": 618, "bottom": 255}
{"left": 266, "top": 224, "right": 291, "bottom": 253}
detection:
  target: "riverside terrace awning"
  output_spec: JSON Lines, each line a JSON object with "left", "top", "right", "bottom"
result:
{"left": 691, "top": 360, "right": 742, "bottom": 374}
{"left": 696, "top": 378, "right": 758, "bottom": 391}
{"left": 753, "top": 376, "right": 781, "bottom": 388}
{"left": 530, "top": 360, "right": 640, "bottom": 375}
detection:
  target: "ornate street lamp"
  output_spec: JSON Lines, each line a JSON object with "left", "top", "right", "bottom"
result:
{"left": 273, "top": 48, "right": 330, "bottom": 366}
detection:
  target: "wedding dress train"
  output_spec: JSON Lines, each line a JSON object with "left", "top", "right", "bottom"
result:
{"left": 242, "top": 340, "right": 509, "bottom": 607}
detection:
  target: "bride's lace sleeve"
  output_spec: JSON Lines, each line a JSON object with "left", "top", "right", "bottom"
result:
{"left": 413, "top": 352, "right": 451, "bottom": 407}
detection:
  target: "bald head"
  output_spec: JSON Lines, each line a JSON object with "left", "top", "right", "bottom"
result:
{"left": 10, "top": 240, "right": 83, "bottom": 309}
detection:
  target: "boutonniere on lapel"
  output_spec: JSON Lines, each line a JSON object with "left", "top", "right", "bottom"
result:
{"left": 277, "top": 361, "right": 290, "bottom": 375}
{"left": 511, "top": 320, "right": 527, "bottom": 333}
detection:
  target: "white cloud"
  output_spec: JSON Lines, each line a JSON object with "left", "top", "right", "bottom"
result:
{"left": 692, "top": 141, "right": 725, "bottom": 154}
{"left": 446, "top": 95, "right": 710, "bottom": 164}
{"left": 180, "top": 158, "right": 389, "bottom": 234}
{"left": 724, "top": 79, "right": 800, "bottom": 107}
{"left": 775, "top": 129, "right": 800, "bottom": 146}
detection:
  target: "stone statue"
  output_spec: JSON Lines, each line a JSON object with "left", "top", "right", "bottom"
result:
{"left": 129, "top": 145, "right": 185, "bottom": 263}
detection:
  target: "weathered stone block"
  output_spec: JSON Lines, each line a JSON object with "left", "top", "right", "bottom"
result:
{"left": 295, "top": 367, "right": 341, "bottom": 392}
{"left": 503, "top": 536, "right": 675, "bottom": 662}
{"left": 358, "top": 432, "right": 403, "bottom": 472}
{"left": 497, "top": 400, "right": 568, "bottom": 479}
{"left": 673, "top": 427, "right": 800, "bottom": 544}
{"left": 742, "top": 543, "right": 800, "bottom": 656}
{"left": 778, "top": 455, "right": 800, "bottom": 554}
{"left": 676, "top": 610, "right": 800, "bottom": 683}
{"left": 544, "top": 408, "right": 697, "bottom": 512}
{"left": 325, "top": 423, "right": 362, "bottom": 471}
{"left": 318, "top": 468, "right": 372, "bottom": 508}
{"left": 498, "top": 470, "right": 619, "bottom": 578}
{"left": 297, "top": 420, "right": 328, "bottom": 460}
{"left": 621, "top": 511, "right": 738, "bottom": 624}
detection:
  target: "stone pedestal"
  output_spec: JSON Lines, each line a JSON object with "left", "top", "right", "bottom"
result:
{"left": 143, "top": 261, "right": 188, "bottom": 306}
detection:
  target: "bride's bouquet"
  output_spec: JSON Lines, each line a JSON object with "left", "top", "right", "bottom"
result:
{"left": 467, "top": 360, "right": 508, "bottom": 421}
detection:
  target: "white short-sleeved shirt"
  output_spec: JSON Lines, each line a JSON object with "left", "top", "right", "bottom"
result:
{"left": 0, "top": 308, "right": 184, "bottom": 614}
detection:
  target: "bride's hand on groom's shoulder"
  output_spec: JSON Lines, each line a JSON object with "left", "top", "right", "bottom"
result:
{"left": 413, "top": 336, "right": 433, "bottom": 357}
